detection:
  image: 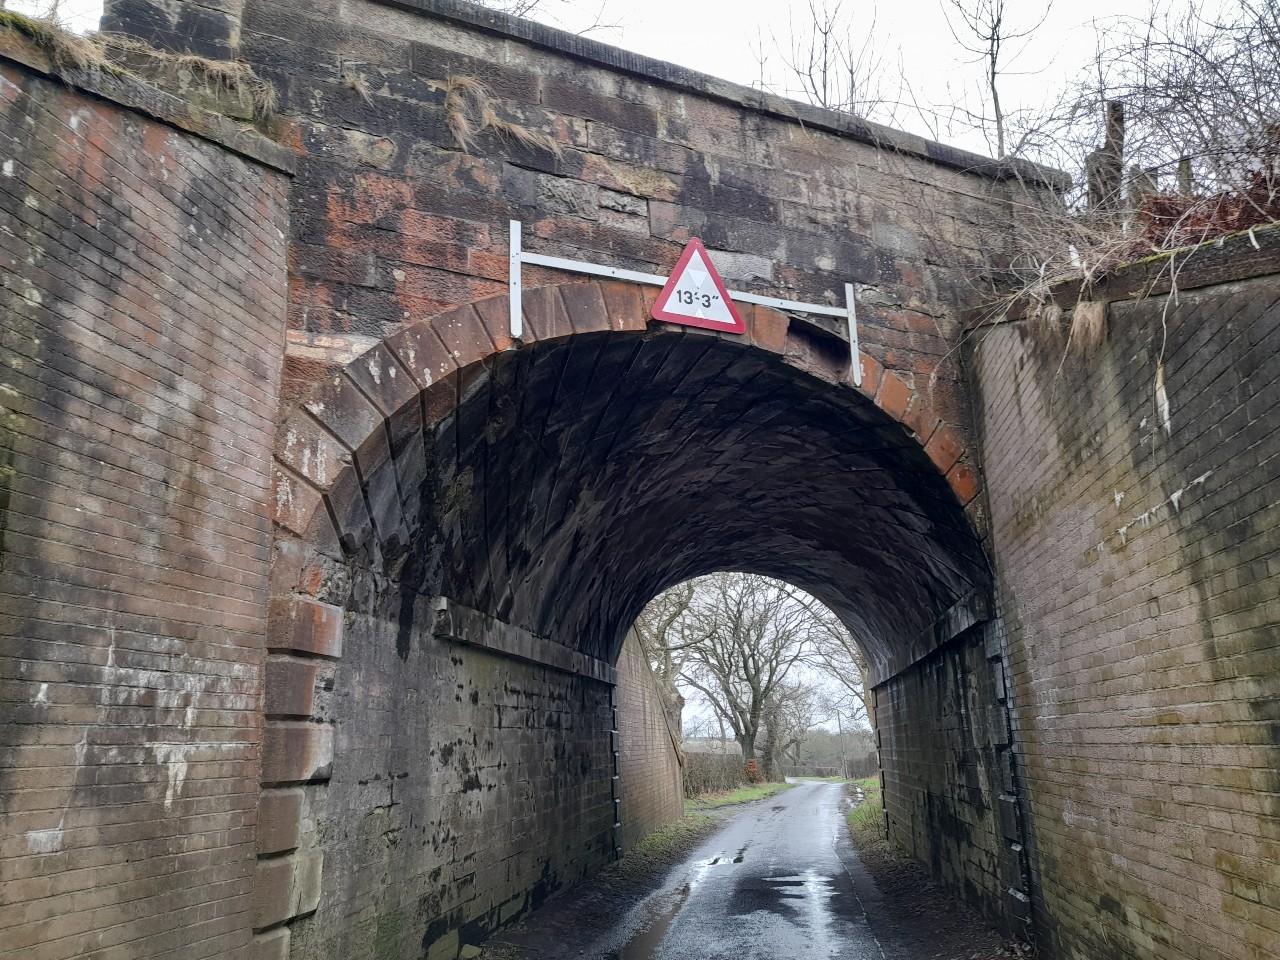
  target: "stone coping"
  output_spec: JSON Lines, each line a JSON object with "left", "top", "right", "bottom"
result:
{"left": 966, "top": 220, "right": 1280, "bottom": 327}
{"left": 373, "top": 0, "right": 1068, "bottom": 191}
{"left": 0, "top": 27, "right": 296, "bottom": 174}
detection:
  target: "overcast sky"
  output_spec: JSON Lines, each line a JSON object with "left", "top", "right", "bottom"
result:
{"left": 14, "top": 0, "right": 1176, "bottom": 157}
{"left": 546, "top": 0, "right": 1146, "bottom": 155}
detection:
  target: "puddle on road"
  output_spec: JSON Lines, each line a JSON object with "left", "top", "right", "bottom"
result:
{"left": 608, "top": 847, "right": 749, "bottom": 958}
{"left": 605, "top": 883, "right": 692, "bottom": 960}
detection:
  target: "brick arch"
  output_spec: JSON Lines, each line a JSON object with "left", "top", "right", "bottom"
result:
{"left": 250, "top": 279, "right": 985, "bottom": 947}
{"left": 270, "top": 280, "right": 979, "bottom": 571}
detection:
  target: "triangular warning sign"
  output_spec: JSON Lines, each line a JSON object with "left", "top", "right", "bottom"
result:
{"left": 651, "top": 238, "right": 746, "bottom": 334}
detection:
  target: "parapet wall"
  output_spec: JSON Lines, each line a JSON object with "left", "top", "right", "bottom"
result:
{"left": 236, "top": 0, "right": 1040, "bottom": 496}
{"left": 0, "top": 39, "right": 292, "bottom": 960}
{"left": 973, "top": 242, "right": 1280, "bottom": 960}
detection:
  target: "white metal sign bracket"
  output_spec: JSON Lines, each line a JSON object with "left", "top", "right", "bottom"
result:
{"left": 507, "top": 220, "right": 862, "bottom": 387}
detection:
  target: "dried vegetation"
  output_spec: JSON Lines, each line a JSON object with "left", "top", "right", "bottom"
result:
{"left": 0, "top": 10, "right": 276, "bottom": 121}
{"left": 444, "top": 74, "right": 563, "bottom": 158}
{"left": 993, "top": 1, "right": 1280, "bottom": 324}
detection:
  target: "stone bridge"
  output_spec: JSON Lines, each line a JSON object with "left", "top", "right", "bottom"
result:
{"left": 1, "top": 3, "right": 1278, "bottom": 960}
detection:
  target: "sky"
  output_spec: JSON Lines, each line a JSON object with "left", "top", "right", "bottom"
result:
{"left": 545, "top": 0, "right": 1142, "bottom": 155}
{"left": 12, "top": 0, "right": 1173, "bottom": 158}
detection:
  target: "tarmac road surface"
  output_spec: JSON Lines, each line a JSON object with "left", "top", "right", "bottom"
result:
{"left": 583, "top": 780, "right": 884, "bottom": 959}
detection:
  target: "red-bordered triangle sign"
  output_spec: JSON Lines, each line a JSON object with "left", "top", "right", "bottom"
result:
{"left": 651, "top": 238, "right": 746, "bottom": 334}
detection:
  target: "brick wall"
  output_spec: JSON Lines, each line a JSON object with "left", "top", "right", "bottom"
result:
{"left": 616, "top": 629, "right": 683, "bottom": 852}
{"left": 874, "top": 626, "right": 1031, "bottom": 938}
{"left": 0, "top": 46, "right": 291, "bottom": 960}
{"left": 974, "top": 268, "right": 1280, "bottom": 959}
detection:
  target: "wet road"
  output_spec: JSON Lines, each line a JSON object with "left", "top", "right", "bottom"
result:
{"left": 596, "top": 781, "right": 884, "bottom": 960}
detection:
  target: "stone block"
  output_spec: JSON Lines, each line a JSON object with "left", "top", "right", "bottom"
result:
{"left": 273, "top": 466, "right": 336, "bottom": 549}
{"left": 745, "top": 305, "right": 788, "bottom": 354}
{"left": 261, "top": 721, "right": 334, "bottom": 786}
{"left": 302, "top": 372, "right": 385, "bottom": 454}
{"left": 902, "top": 396, "right": 940, "bottom": 444}
{"left": 426, "top": 930, "right": 459, "bottom": 960}
{"left": 385, "top": 319, "right": 460, "bottom": 390}
{"left": 946, "top": 460, "right": 980, "bottom": 505}
{"left": 999, "top": 752, "right": 1017, "bottom": 795}
{"left": 857, "top": 351, "right": 884, "bottom": 398}
{"left": 925, "top": 425, "right": 963, "bottom": 473}
{"left": 291, "top": 852, "right": 324, "bottom": 917}
{"left": 344, "top": 342, "right": 420, "bottom": 418}
{"left": 277, "top": 413, "right": 348, "bottom": 491}
{"left": 264, "top": 656, "right": 319, "bottom": 718}
{"left": 433, "top": 304, "right": 496, "bottom": 367}
{"left": 997, "top": 795, "right": 1021, "bottom": 843}
{"left": 987, "top": 705, "right": 1011, "bottom": 748}
{"left": 267, "top": 596, "right": 345, "bottom": 658}
{"left": 252, "top": 856, "right": 294, "bottom": 932}
{"left": 875, "top": 371, "right": 912, "bottom": 419}
{"left": 559, "top": 282, "right": 610, "bottom": 335}
{"left": 325, "top": 460, "right": 376, "bottom": 554}
{"left": 997, "top": 845, "right": 1025, "bottom": 889}
{"left": 242, "top": 927, "right": 290, "bottom": 960}
{"left": 521, "top": 285, "right": 573, "bottom": 341}
{"left": 257, "top": 787, "right": 304, "bottom": 855}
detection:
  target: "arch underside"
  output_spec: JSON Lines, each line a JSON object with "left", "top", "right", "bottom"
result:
{"left": 366, "top": 329, "right": 989, "bottom": 671}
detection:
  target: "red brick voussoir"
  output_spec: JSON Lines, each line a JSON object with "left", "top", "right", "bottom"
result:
{"left": 270, "top": 281, "right": 980, "bottom": 590}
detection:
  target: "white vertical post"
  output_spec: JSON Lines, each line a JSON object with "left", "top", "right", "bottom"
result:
{"left": 845, "top": 283, "right": 862, "bottom": 387}
{"left": 509, "top": 219, "right": 523, "bottom": 340}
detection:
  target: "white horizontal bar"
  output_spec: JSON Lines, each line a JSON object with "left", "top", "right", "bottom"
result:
{"left": 518, "top": 250, "right": 850, "bottom": 321}
{"left": 731, "top": 290, "right": 849, "bottom": 319}
{"left": 521, "top": 252, "right": 666, "bottom": 287}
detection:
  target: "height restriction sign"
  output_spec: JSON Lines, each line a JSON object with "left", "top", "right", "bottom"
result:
{"left": 650, "top": 238, "right": 746, "bottom": 334}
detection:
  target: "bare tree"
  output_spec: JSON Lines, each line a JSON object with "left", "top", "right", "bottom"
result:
{"left": 477, "top": 0, "right": 616, "bottom": 34}
{"left": 780, "top": 585, "right": 870, "bottom": 724}
{"left": 760, "top": 678, "right": 822, "bottom": 777}
{"left": 638, "top": 573, "right": 812, "bottom": 762}
{"left": 636, "top": 572, "right": 876, "bottom": 773}
{"left": 1061, "top": 1, "right": 1280, "bottom": 200}
{"left": 940, "top": 0, "right": 1053, "bottom": 159}
{"left": 3, "top": 1, "right": 65, "bottom": 20}
{"left": 771, "top": 1, "right": 899, "bottom": 120}
{"left": 632, "top": 579, "right": 709, "bottom": 736}
{"left": 989, "top": 0, "right": 1280, "bottom": 307}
